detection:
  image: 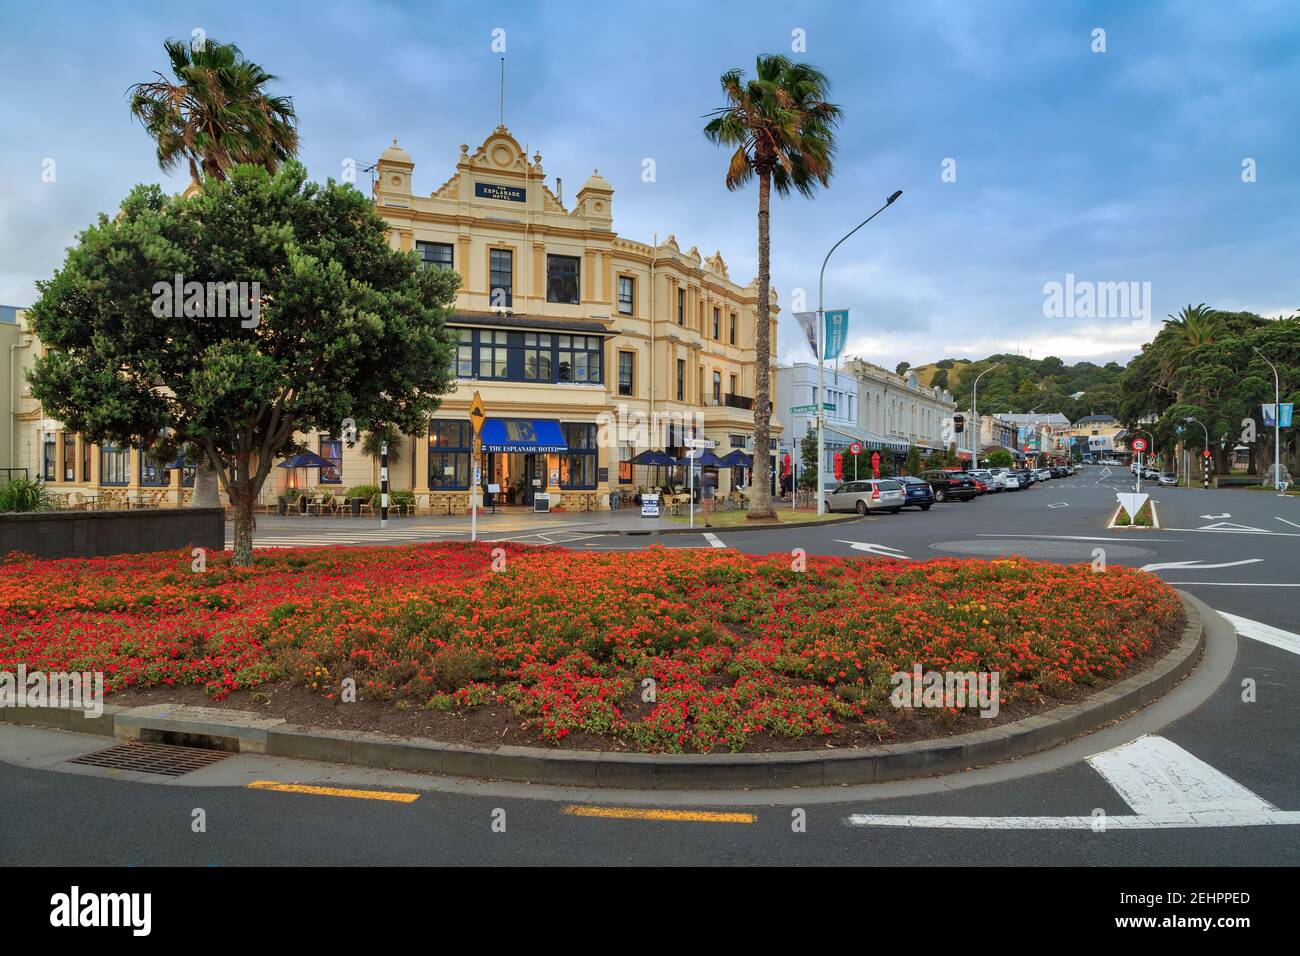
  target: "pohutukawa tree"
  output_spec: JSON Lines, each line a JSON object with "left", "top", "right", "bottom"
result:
{"left": 705, "top": 54, "right": 841, "bottom": 519}
{"left": 27, "top": 162, "right": 459, "bottom": 565}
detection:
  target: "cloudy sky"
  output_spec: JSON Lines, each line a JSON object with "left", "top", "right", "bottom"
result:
{"left": 2, "top": 0, "right": 1296, "bottom": 370}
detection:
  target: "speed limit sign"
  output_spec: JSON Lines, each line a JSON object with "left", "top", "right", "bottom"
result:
{"left": 1131, "top": 438, "right": 1147, "bottom": 453}
{"left": 849, "top": 442, "right": 862, "bottom": 455}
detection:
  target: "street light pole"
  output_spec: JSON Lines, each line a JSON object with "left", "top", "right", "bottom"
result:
{"left": 816, "top": 190, "right": 902, "bottom": 514}
{"left": 1253, "top": 346, "right": 1282, "bottom": 490}
{"left": 971, "top": 362, "right": 1003, "bottom": 469}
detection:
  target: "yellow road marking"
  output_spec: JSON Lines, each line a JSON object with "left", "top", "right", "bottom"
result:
{"left": 247, "top": 780, "right": 420, "bottom": 803}
{"left": 562, "top": 805, "right": 755, "bottom": 824}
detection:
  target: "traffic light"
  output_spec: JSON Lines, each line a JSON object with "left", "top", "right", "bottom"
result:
{"left": 953, "top": 414, "right": 965, "bottom": 433}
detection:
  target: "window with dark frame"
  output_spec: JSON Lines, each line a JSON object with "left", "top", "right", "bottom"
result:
{"left": 618, "top": 276, "right": 634, "bottom": 315}
{"left": 478, "top": 330, "right": 509, "bottom": 379}
{"left": 546, "top": 254, "right": 580, "bottom": 304}
{"left": 559, "top": 423, "right": 597, "bottom": 489}
{"left": 140, "top": 449, "right": 168, "bottom": 487}
{"left": 677, "top": 287, "right": 685, "bottom": 325}
{"left": 713, "top": 370, "right": 722, "bottom": 404}
{"left": 557, "top": 334, "right": 601, "bottom": 384}
{"left": 712, "top": 307, "right": 720, "bottom": 339}
{"left": 42, "top": 437, "right": 55, "bottom": 481}
{"left": 729, "top": 312, "right": 737, "bottom": 345}
{"left": 489, "top": 248, "right": 513, "bottom": 307}
{"left": 428, "top": 419, "right": 471, "bottom": 490}
{"left": 416, "top": 241, "right": 454, "bottom": 271}
{"left": 319, "top": 437, "right": 343, "bottom": 484}
{"left": 62, "top": 434, "right": 75, "bottom": 481}
{"left": 454, "top": 328, "right": 474, "bottom": 377}
{"left": 81, "top": 441, "right": 89, "bottom": 484}
{"left": 676, "top": 358, "right": 685, "bottom": 401}
{"left": 99, "top": 444, "right": 129, "bottom": 486}
{"left": 618, "top": 351, "right": 634, "bottom": 396}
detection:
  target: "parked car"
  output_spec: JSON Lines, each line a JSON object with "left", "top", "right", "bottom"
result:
{"left": 825, "top": 478, "right": 906, "bottom": 515}
{"left": 1011, "top": 469, "right": 1034, "bottom": 487}
{"left": 1158, "top": 472, "right": 1178, "bottom": 486}
{"left": 988, "top": 467, "right": 1020, "bottom": 490}
{"left": 918, "top": 469, "right": 978, "bottom": 502}
{"left": 1051, "top": 465, "right": 1070, "bottom": 478}
{"left": 897, "top": 475, "right": 935, "bottom": 511}
{"left": 967, "top": 469, "right": 1005, "bottom": 493}
{"left": 1143, "top": 467, "right": 1162, "bottom": 480}
{"left": 1035, "top": 468, "right": 1052, "bottom": 481}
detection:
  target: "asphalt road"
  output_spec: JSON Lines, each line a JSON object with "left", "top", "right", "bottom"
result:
{"left": 3, "top": 468, "right": 1297, "bottom": 866}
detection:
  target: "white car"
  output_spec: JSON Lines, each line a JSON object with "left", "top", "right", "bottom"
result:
{"left": 967, "top": 469, "right": 1006, "bottom": 492}
{"left": 1158, "top": 473, "right": 1178, "bottom": 486}
{"left": 988, "top": 467, "right": 1019, "bottom": 491}
{"left": 1035, "top": 468, "right": 1051, "bottom": 480}
{"left": 825, "top": 478, "right": 906, "bottom": 515}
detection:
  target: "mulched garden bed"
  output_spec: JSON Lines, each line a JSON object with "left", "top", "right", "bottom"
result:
{"left": 2, "top": 542, "right": 1186, "bottom": 754}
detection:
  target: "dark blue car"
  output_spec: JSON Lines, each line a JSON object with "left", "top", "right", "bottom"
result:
{"left": 897, "top": 476, "right": 934, "bottom": 511}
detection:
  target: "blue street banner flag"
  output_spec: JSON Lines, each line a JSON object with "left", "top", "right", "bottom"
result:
{"left": 822, "top": 309, "right": 850, "bottom": 361}
{"left": 1262, "top": 403, "right": 1294, "bottom": 428}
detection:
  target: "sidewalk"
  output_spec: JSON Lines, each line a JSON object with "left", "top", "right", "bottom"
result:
{"left": 239, "top": 498, "right": 837, "bottom": 536}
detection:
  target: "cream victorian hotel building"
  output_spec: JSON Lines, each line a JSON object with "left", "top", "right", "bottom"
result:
{"left": 8, "top": 128, "right": 780, "bottom": 510}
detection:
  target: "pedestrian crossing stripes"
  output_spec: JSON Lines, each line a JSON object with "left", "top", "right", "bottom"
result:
{"left": 845, "top": 735, "right": 1300, "bottom": 829}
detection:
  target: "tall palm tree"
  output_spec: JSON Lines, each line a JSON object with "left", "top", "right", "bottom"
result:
{"left": 129, "top": 38, "right": 298, "bottom": 183}
{"left": 128, "top": 37, "right": 298, "bottom": 509}
{"left": 1157, "top": 303, "right": 1222, "bottom": 388}
{"left": 705, "top": 55, "right": 840, "bottom": 519}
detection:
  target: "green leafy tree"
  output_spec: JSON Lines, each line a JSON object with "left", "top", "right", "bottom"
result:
{"left": 905, "top": 443, "right": 922, "bottom": 475}
{"left": 705, "top": 54, "right": 841, "bottom": 519}
{"left": 986, "top": 448, "right": 1013, "bottom": 469}
{"left": 26, "top": 162, "right": 459, "bottom": 566}
{"left": 799, "top": 428, "right": 819, "bottom": 489}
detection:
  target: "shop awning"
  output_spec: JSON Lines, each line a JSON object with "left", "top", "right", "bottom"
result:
{"left": 480, "top": 419, "right": 567, "bottom": 453}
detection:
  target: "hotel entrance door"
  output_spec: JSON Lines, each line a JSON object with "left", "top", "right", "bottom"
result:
{"left": 487, "top": 452, "right": 543, "bottom": 507}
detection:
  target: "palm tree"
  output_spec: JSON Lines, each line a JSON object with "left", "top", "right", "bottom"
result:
{"left": 128, "top": 38, "right": 298, "bottom": 183}
{"left": 1158, "top": 303, "right": 1222, "bottom": 385}
{"left": 128, "top": 37, "right": 298, "bottom": 510}
{"left": 705, "top": 55, "right": 840, "bottom": 519}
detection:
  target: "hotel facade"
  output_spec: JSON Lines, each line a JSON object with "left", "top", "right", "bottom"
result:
{"left": 9, "top": 127, "right": 781, "bottom": 510}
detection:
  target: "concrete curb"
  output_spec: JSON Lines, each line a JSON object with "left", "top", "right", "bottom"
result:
{"left": 0, "top": 594, "right": 1206, "bottom": 790}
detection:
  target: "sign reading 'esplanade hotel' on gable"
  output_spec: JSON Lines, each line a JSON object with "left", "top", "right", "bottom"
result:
{"left": 11, "top": 126, "right": 780, "bottom": 513}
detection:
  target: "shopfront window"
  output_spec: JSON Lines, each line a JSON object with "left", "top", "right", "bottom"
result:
{"left": 560, "top": 423, "right": 597, "bottom": 489}
{"left": 428, "top": 419, "right": 471, "bottom": 490}
{"left": 100, "top": 444, "right": 130, "bottom": 486}
{"left": 320, "top": 437, "right": 343, "bottom": 484}
{"left": 42, "top": 437, "right": 55, "bottom": 481}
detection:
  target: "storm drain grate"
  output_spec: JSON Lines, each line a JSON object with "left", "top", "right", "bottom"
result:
{"left": 69, "top": 741, "right": 232, "bottom": 777}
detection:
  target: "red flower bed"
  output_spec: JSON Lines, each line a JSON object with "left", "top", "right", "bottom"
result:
{"left": 0, "top": 544, "right": 1184, "bottom": 753}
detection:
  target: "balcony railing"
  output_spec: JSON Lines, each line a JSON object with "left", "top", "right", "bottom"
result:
{"left": 723, "top": 393, "right": 753, "bottom": 410}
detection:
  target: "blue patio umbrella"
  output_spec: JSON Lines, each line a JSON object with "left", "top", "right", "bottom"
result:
{"left": 720, "top": 450, "right": 753, "bottom": 468}
{"left": 677, "top": 449, "right": 728, "bottom": 468}
{"left": 628, "top": 450, "right": 677, "bottom": 467}
{"left": 278, "top": 451, "right": 334, "bottom": 469}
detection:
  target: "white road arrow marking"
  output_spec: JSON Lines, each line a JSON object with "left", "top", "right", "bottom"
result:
{"left": 1047, "top": 502, "right": 1069, "bottom": 508}
{"left": 1139, "top": 558, "right": 1263, "bottom": 573}
{"left": 1200, "top": 513, "right": 1231, "bottom": 520}
{"left": 845, "top": 736, "right": 1299, "bottom": 829}
{"left": 1220, "top": 613, "right": 1300, "bottom": 656}
{"left": 833, "top": 540, "right": 911, "bottom": 560}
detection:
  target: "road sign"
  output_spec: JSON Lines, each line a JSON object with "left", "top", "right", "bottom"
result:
{"left": 849, "top": 443, "right": 862, "bottom": 455}
{"left": 1203, "top": 450, "right": 1212, "bottom": 458}
{"left": 1117, "top": 492, "right": 1149, "bottom": 521}
{"left": 469, "top": 391, "right": 487, "bottom": 436}
{"left": 685, "top": 438, "right": 716, "bottom": 449}
{"left": 790, "top": 403, "right": 836, "bottom": 414}
{"left": 1131, "top": 438, "right": 1147, "bottom": 453}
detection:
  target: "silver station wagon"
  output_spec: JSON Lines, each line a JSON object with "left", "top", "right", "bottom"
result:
{"left": 825, "top": 478, "right": 906, "bottom": 515}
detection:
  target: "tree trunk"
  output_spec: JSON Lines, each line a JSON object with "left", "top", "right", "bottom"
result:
{"left": 748, "top": 169, "right": 775, "bottom": 520}
{"left": 232, "top": 487, "right": 255, "bottom": 567}
{"left": 191, "top": 459, "right": 221, "bottom": 508}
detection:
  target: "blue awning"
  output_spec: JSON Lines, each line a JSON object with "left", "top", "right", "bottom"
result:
{"left": 480, "top": 418, "right": 567, "bottom": 453}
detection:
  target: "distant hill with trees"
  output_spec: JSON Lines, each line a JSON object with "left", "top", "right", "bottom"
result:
{"left": 906, "top": 354, "right": 1125, "bottom": 419}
